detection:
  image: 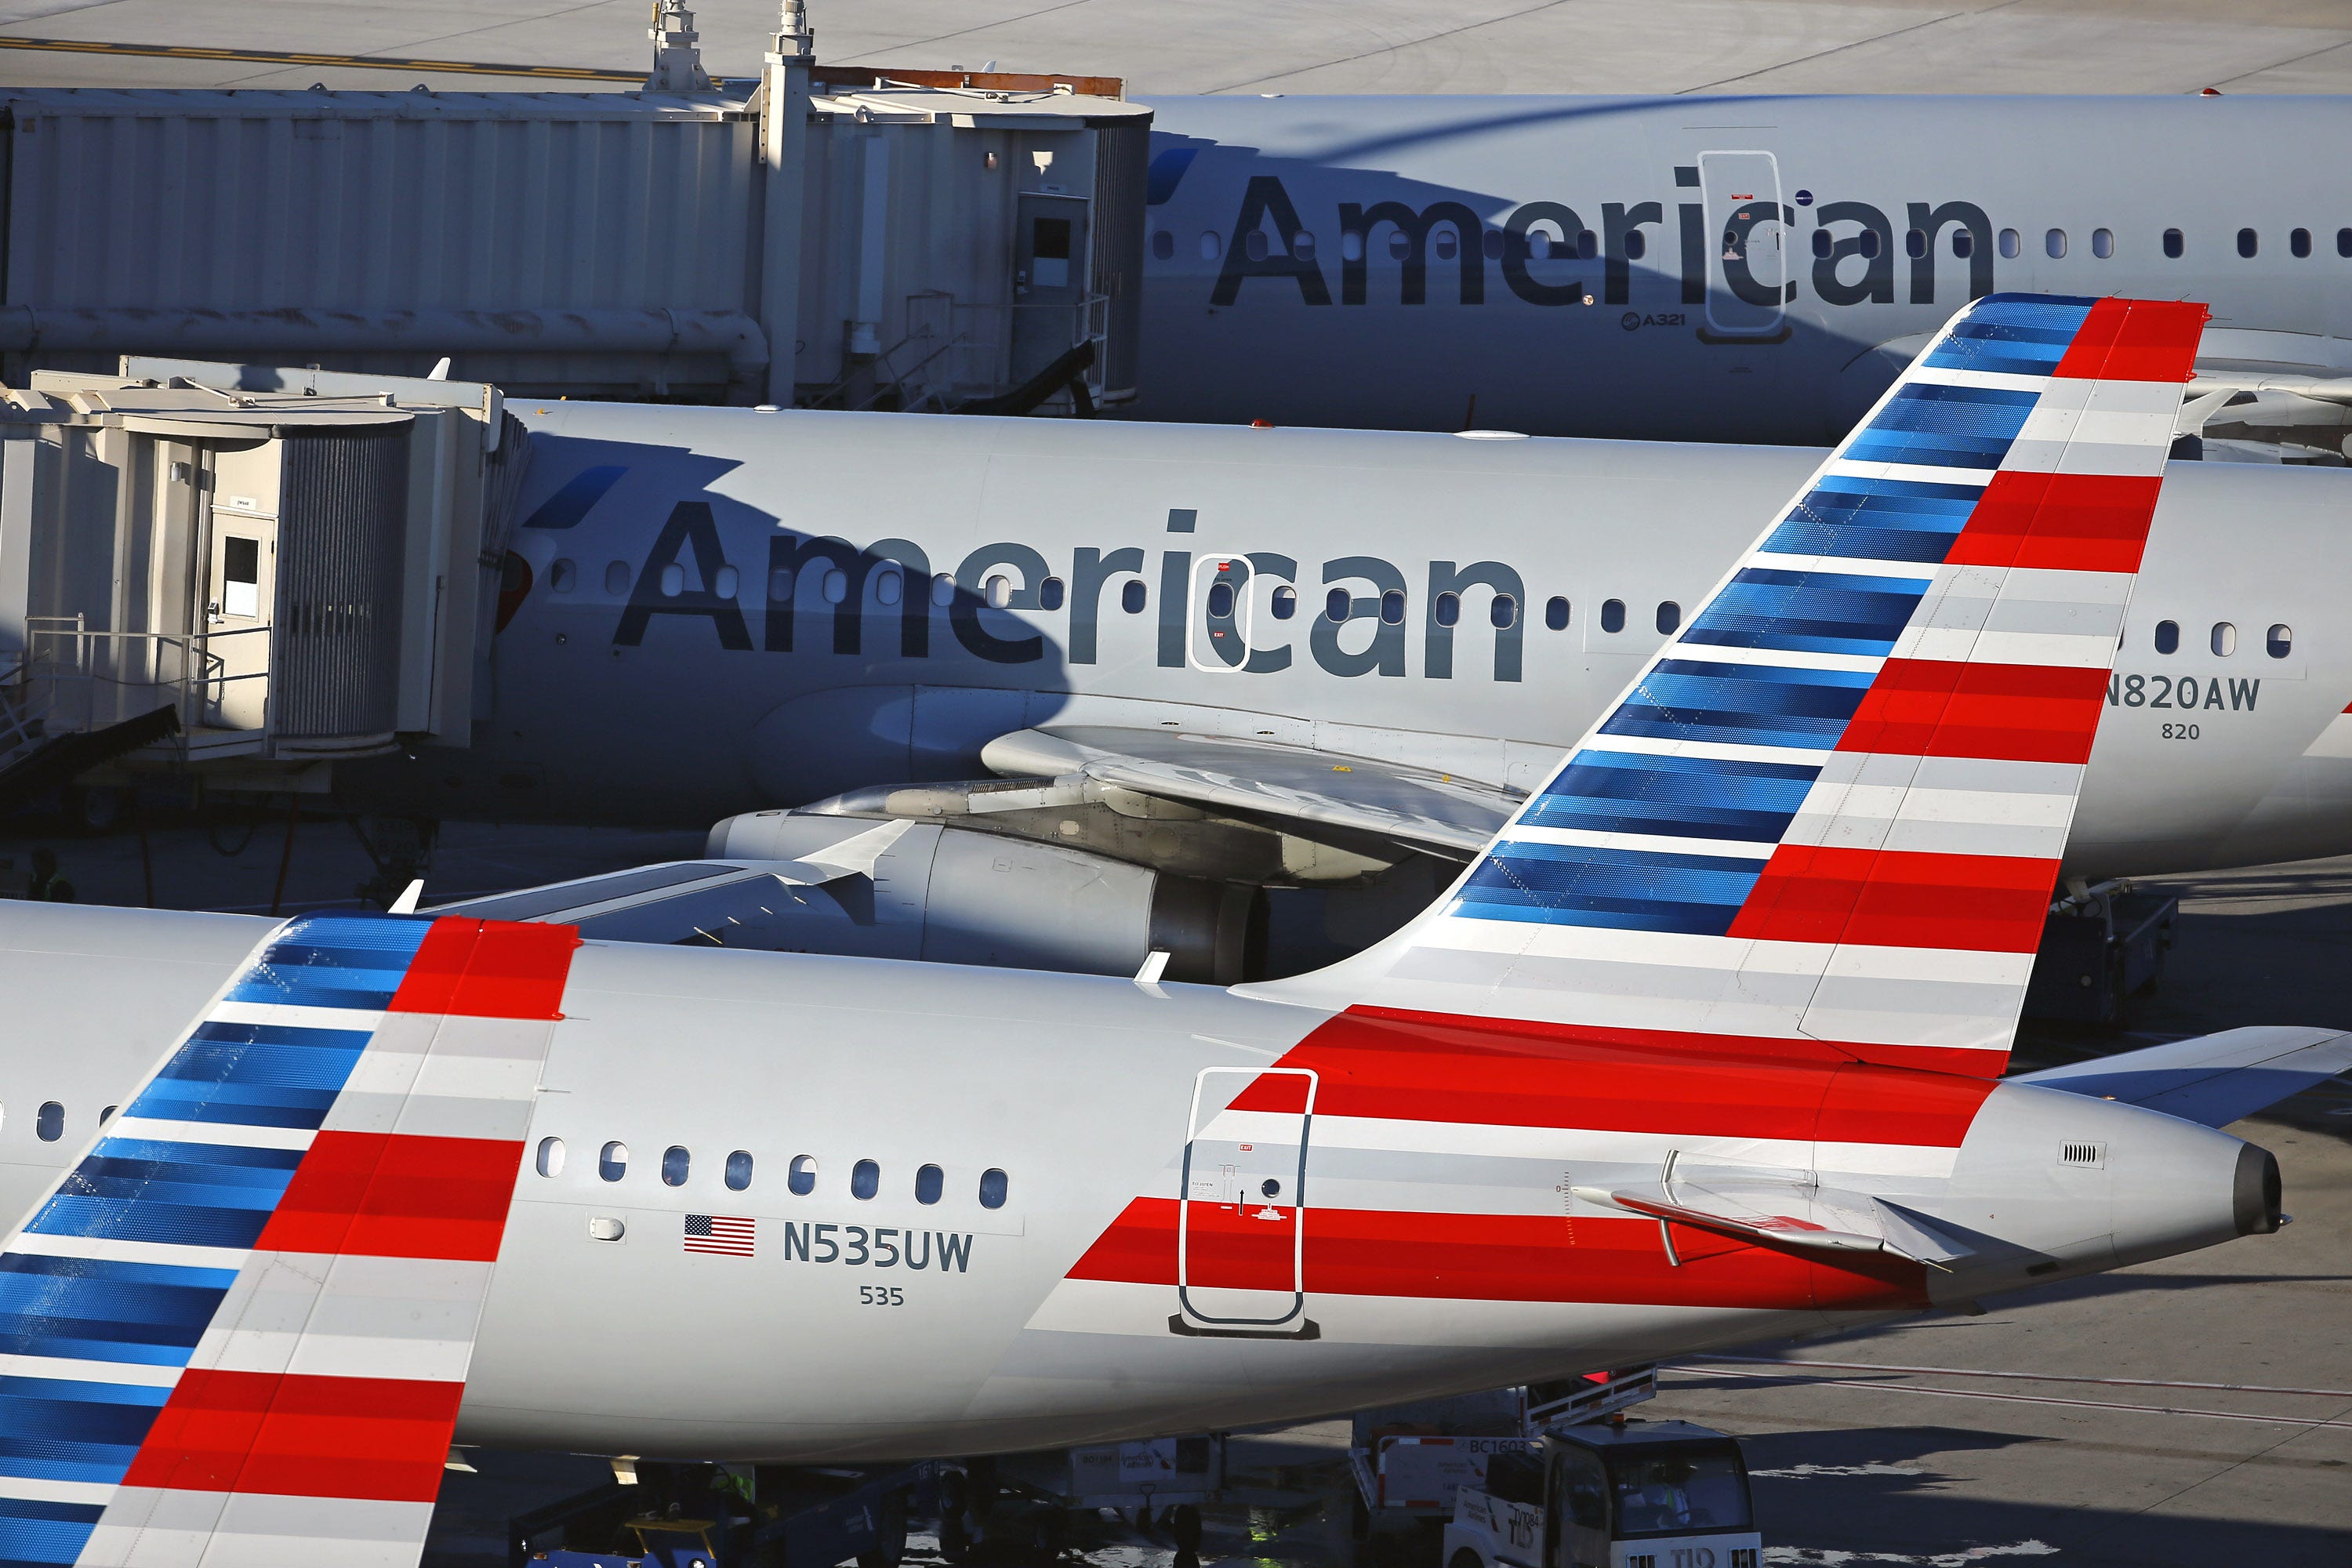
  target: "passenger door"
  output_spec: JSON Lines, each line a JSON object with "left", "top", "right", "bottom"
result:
{"left": 1176, "top": 1066, "right": 1316, "bottom": 1334}
{"left": 1697, "top": 149, "right": 1791, "bottom": 340}
{"left": 203, "top": 443, "right": 280, "bottom": 731}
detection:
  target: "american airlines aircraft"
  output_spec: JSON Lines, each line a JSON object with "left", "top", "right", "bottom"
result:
{"left": 1132, "top": 94, "right": 2352, "bottom": 447}
{"left": 332, "top": 379, "right": 2352, "bottom": 947}
{"left": 3, "top": 297, "right": 2348, "bottom": 1568}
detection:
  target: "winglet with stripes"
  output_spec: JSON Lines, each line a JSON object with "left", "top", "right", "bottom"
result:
{"left": 0, "top": 913, "right": 576, "bottom": 1568}
{"left": 1273, "top": 295, "right": 2206, "bottom": 1078}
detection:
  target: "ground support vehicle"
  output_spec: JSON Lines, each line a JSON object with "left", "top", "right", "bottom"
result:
{"left": 1445, "top": 1422, "right": 1761, "bottom": 1568}
{"left": 2023, "top": 880, "right": 2178, "bottom": 1027}
{"left": 1348, "top": 1372, "right": 1659, "bottom": 1555}
{"left": 514, "top": 1460, "right": 938, "bottom": 1568}
{"left": 942, "top": 1436, "right": 1222, "bottom": 1567}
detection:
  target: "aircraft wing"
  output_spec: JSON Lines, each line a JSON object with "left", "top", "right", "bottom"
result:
{"left": 2010, "top": 1025, "right": 2352, "bottom": 1128}
{"left": 0, "top": 913, "right": 576, "bottom": 1568}
{"left": 979, "top": 725, "right": 1520, "bottom": 855}
{"left": 1573, "top": 1164, "right": 1975, "bottom": 1269}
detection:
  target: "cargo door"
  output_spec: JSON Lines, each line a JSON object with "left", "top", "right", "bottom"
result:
{"left": 1697, "top": 150, "right": 1790, "bottom": 340}
{"left": 1176, "top": 1066, "right": 1316, "bottom": 1334}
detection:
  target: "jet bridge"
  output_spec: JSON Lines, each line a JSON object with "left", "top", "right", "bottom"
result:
{"left": 0, "top": 362, "right": 518, "bottom": 799}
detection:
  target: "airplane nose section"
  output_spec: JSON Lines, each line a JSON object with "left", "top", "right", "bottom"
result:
{"left": 2234, "top": 1140, "right": 2284, "bottom": 1236}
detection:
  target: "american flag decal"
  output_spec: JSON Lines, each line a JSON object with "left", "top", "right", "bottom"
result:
{"left": 685, "top": 1213, "right": 757, "bottom": 1256}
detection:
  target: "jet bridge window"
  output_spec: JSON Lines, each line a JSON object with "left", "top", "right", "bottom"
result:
{"left": 2092, "top": 228, "right": 2114, "bottom": 259}
{"left": 2212, "top": 622, "right": 2237, "bottom": 656}
{"left": 2045, "top": 229, "right": 2067, "bottom": 259}
{"left": 979, "top": 1168, "right": 1010, "bottom": 1209}
{"left": 2154, "top": 619, "right": 2180, "bottom": 654}
{"left": 662, "top": 1145, "right": 690, "bottom": 1186}
{"left": 599, "top": 1142, "right": 628, "bottom": 1181}
{"left": 2163, "top": 228, "right": 2185, "bottom": 259}
{"left": 36, "top": 1102, "right": 62, "bottom": 1142}
{"left": 1600, "top": 598, "right": 1626, "bottom": 634}
{"left": 1998, "top": 228, "right": 2021, "bottom": 259}
{"left": 2268, "top": 625, "right": 2293, "bottom": 659}
{"left": 2292, "top": 228, "right": 2313, "bottom": 258}
{"left": 789, "top": 1154, "right": 818, "bottom": 1195}
{"left": 1121, "top": 580, "right": 1148, "bottom": 614}
{"left": 2238, "top": 228, "right": 2259, "bottom": 258}
{"left": 916, "top": 1163, "right": 945, "bottom": 1204}
{"left": 536, "top": 1136, "right": 566, "bottom": 1177}
{"left": 852, "top": 1159, "right": 880, "bottom": 1200}
{"left": 1545, "top": 597, "right": 1570, "bottom": 631}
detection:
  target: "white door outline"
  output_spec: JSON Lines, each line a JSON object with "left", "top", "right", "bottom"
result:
{"left": 1177, "top": 1065, "right": 1316, "bottom": 1328}
{"left": 1698, "top": 149, "right": 1788, "bottom": 338}
{"left": 1186, "top": 553, "right": 1254, "bottom": 672}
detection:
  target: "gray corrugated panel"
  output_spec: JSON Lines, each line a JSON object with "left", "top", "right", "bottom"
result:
{"left": 5, "top": 90, "right": 760, "bottom": 311}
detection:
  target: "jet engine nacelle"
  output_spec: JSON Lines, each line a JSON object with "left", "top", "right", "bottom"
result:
{"left": 671, "top": 812, "right": 1263, "bottom": 983}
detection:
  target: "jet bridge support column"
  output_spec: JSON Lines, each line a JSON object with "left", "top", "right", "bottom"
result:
{"left": 760, "top": 1, "right": 816, "bottom": 408}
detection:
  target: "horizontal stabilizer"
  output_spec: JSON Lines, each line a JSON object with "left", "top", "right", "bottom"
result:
{"left": 1574, "top": 1163, "right": 1974, "bottom": 1269}
{"left": 2010, "top": 1025, "right": 2352, "bottom": 1127}
{"left": 982, "top": 725, "right": 1519, "bottom": 855}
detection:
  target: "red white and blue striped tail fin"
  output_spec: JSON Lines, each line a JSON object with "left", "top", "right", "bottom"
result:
{"left": 0, "top": 913, "right": 577, "bottom": 1568}
{"left": 1269, "top": 295, "right": 2206, "bottom": 1079}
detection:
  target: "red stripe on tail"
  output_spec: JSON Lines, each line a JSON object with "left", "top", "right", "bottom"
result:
{"left": 2051, "top": 298, "right": 2205, "bottom": 383}
{"left": 121, "top": 1370, "right": 462, "bottom": 1502}
{"left": 1836, "top": 658, "right": 2111, "bottom": 764}
{"left": 1944, "top": 470, "right": 2165, "bottom": 574}
{"left": 389, "top": 917, "right": 575, "bottom": 1019}
{"left": 1726, "top": 844, "right": 2058, "bottom": 953}
{"left": 252, "top": 1131, "right": 527, "bottom": 1261}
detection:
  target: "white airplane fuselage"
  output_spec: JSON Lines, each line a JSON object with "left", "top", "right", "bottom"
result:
{"left": 347, "top": 408, "right": 2352, "bottom": 881}
{"left": 0, "top": 905, "right": 2268, "bottom": 1464}
{"left": 1131, "top": 94, "right": 2352, "bottom": 442}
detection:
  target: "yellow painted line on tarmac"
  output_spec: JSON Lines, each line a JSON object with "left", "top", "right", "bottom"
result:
{"left": 0, "top": 35, "right": 710, "bottom": 85}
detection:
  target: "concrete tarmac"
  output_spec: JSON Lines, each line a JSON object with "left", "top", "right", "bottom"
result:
{"left": 2, "top": 0, "right": 2349, "bottom": 95}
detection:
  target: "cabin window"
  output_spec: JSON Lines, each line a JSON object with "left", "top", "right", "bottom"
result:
{"left": 818, "top": 569, "right": 845, "bottom": 604}
{"left": 1904, "top": 228, "right": 1926, "bottom": 259}
{"left": 1545, "top": 596, "right": 1571, "bottom": 631}
{"left": 599, "top": 1141, "right": 628, "bottom": 1181}
{"left": 1121, "top": 579, "right": 1147, "bottom": 614}
{"left": 1244, "top": 230, "right": 1269, "bottom": 262}
{"left": 605, "top": 561, "right": 631, "bottom": 596}
{"left": 659, "top": 1145, "right": 689, "bottom": 1186}
{"left": 714, "top": 565, "right": 739, "bottom": 599}
{"left": 1600, "top": 598, "right": 1626, "bottom": 634}
{"left": 1294, "top": 231, "right": 1317, "bottom": 260}
{"left": 1624, "top": 230, "right": 1648, "bottom": 260}
{"left": 1432, "top": 227, "right": 1457, "bottom": 262}
{"left": 1039, "top": 576, "right": 1065, "bottom": 611}
{"left": 1271, "top": 586, "right": 1298, "bottom": 620}
{"left": 1577, "top": 230, "right": 1599, "bottom": 260}
{"left": 2292, "top": 227, "right": 2313, "bottom": 258}
{"left": 36, "top": 1102, "right": 62, "bottom": 1142}
{"left": 1151, "top": 229, "right": 1174, "bottom": 261}
{"left": 1657, "top": 601, "right": 1681, "bottom": 634}
{"left": 932, "top": 572, "right": 957, "bottom": 608}
{"left": 1388, "top": 230, "right": 1411, "bottom": 260}
{"left": 2238, "top": 227, "right": 2259, "bottom": 258}
{"left": 1811, "top": 229, "right": 1831, "bottom": 260}
{"left": 1379, "top": 589, "right": 1406, "bottom": 626}
{"left": 1341, "top": 230, "right": 1365, "bottom": 263}
{"left": 536, "top": 1136, "right": 565, "bottom": 1177}
{"left": 1857, "top": 229, "right": 1882, "bottom": 260}
{"left": 1435, "top": 591, "right": 1461, "bottom": 627}
{"left": 659, "top": 562, "right": 684, "bottom": 597}
{"left": 2154, "top": 619, "right": 2180, "bottom": 655}
{"left": 984, "top": 575, "right": 1011, "bottom": 609}
{"left": 1998, "top": 228, "right": 2021, "bottom": 259}
{"left": 2268, "top": 624, "right": 2293, "bottom": 659}
{"left": 789, "top": 1154, "right": 818, "bottom": 1196}
{"left": 725, "top": 1151, "right": 754, "bottom": 1191}
{"left": 2163, "top": 228, "right": 2184, "bottom": 259}
{"left": 979, "top": 1168, "right": 1011, "bottom": 1209}
{"left": 100, "top": 1106, "right": 115, "bottom": 1124}
{"left": 1325, "top": 587, "right": 1352, "bottom": 622}
{"left": 875, "top": 568, "right": 902, "bottom": 606}
{"left": 916, "top": 1163, "right": 945, "bottom": 1204}
{"left": 2092, "top": 228, "right": 2114, "bottom": 259}
{"left": 549, "top": 559, "right": 577, "bottom": 593}
{"left": 1206, "top": 581, "right": 1235, "bottom": 619}
{"left": 1199, "top": 230, "right": 1221, "bottom": 261}
{"left": 2212, "top": 621, "right": 2238, "bottom": 656}
{"left": 852, "top": 1159, "right": 880, "bottom": 1200}
{"left": 1491, "top": 593, "right": 1518, "bottom": 630}
{"left": 2045, "top": 228, "right": 2067, "bottom": 259}
{"left": 2339, "top": 227, "right": 2352, "bottom": 258}
{"left": 1481, "top": 229, "right": 1505, "bottom": 260}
